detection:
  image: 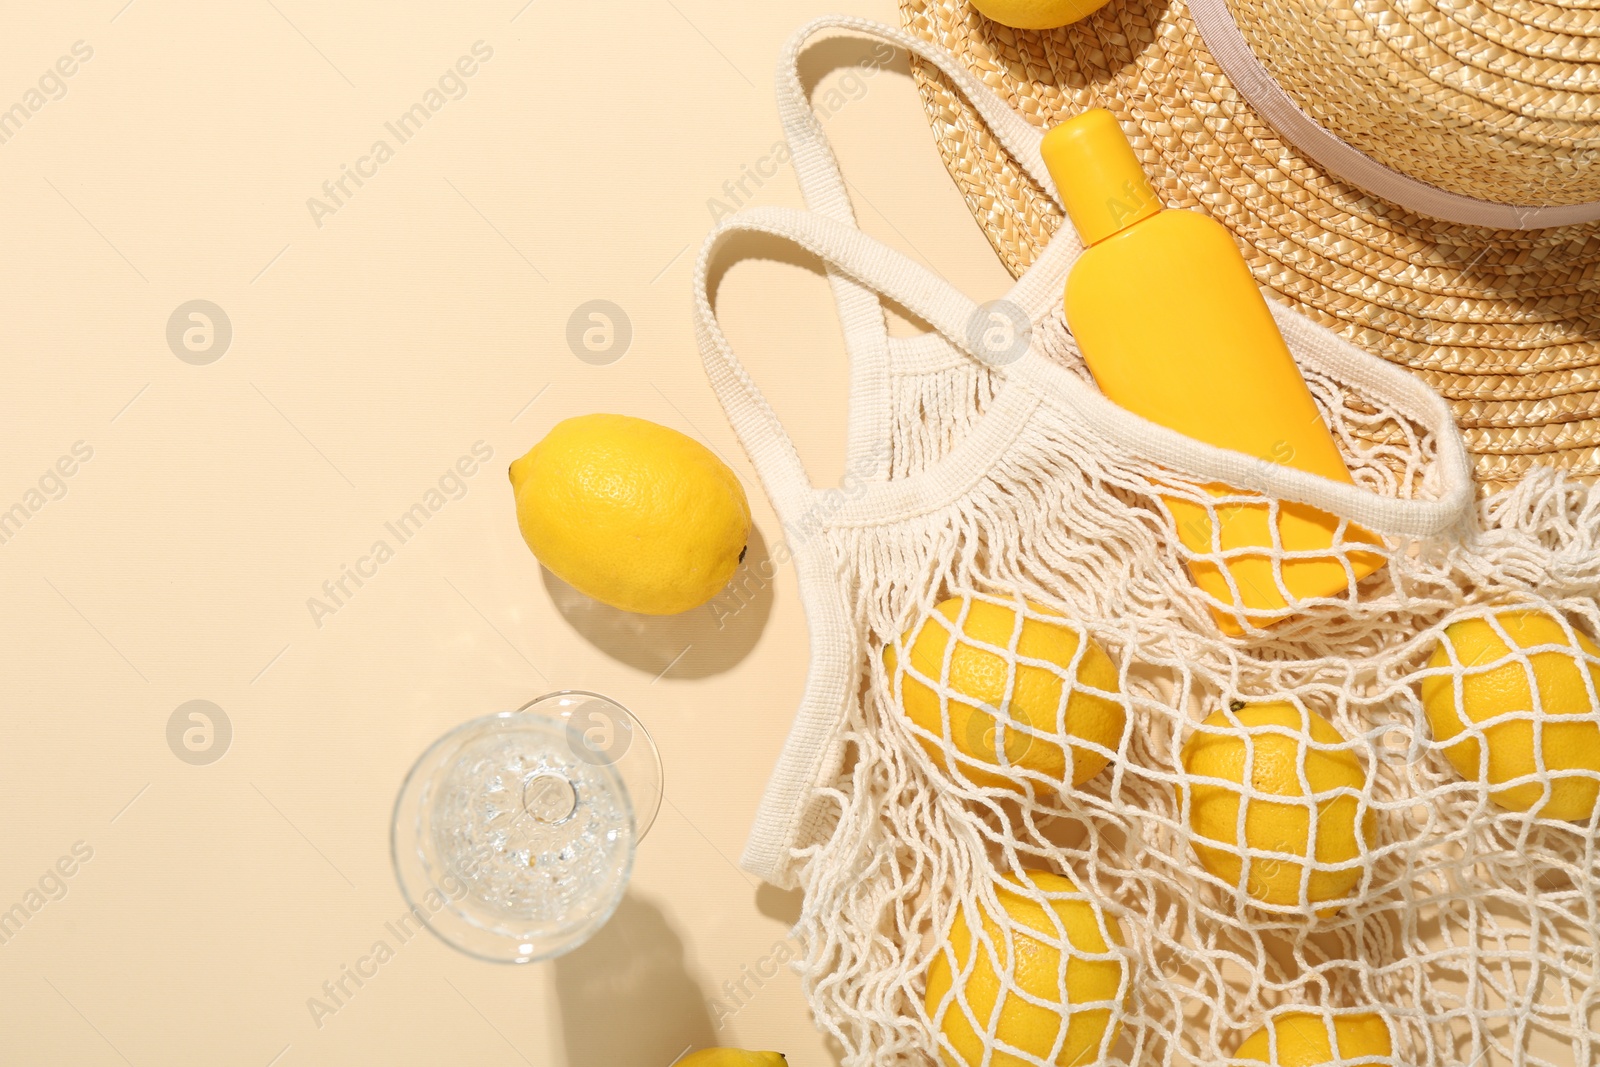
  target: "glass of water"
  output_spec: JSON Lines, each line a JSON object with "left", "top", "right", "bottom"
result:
{"left": 390, "top": 691, "right": 662, "bottom": 963}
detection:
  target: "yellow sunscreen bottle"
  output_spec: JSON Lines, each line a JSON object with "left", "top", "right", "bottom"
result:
{"left": 1041, "top": 109, "right": 1384, "bottom": 632}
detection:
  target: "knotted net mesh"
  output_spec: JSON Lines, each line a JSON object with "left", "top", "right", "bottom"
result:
{"left": 783, "top": 309, "right": 1600, "bottom": 1067}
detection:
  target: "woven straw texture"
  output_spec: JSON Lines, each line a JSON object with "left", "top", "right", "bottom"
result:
{"left": 1225, "top": 0, "right": 1600, "bottom": 207}
{"left": 898, "top": 0, "right": 1600, "bottom": 493}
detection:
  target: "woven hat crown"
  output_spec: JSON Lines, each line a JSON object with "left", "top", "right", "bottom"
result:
{"left": 1216, "top": 0, "right": 1600, "bottom": 208}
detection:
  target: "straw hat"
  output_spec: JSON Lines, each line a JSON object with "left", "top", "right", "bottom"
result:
{"left": 899, "top": 0, "right": 1600, "bottom": 493}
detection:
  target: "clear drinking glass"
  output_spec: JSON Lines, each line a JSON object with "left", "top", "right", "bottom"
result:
{"left": 390, "top": 691, "right": 662, "bottom": 963}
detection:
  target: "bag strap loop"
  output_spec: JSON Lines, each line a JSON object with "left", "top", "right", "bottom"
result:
{"left": 706, "top": 33, "right": 1479, "bottom": 540}
{"left": 773, "top": 16, "right": 1059, "bottom": 480}
{"left": 695, "top": 205, "right": 992, "bottom": 518}
{"left": 779, "top": 16, "right": 1057, "bottom": 206}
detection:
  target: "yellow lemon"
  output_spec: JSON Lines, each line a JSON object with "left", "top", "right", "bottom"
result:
{"left": 1421, "top": 610, "right": 1600, "bottom": 821}
{"left": 926, "top": 869, "right": 1125, "bottom": 1067}
{"left": 676, "top": 1051, "right": 786, "bottom": 1067}
{"left": 1236, "top": 1012, "right": 1392, "bottom": 1066}
{"left": 510, "top": 414, "right": 750, "bottom": 615}
{"left": 1178, "top": 704, "right": 1373, "bottom": 908}
{"left": 885, "top": 597, "right": 1124, "bottom": 791}
{"left": 968, "top": 0, "right": 1110, "bottom": 29}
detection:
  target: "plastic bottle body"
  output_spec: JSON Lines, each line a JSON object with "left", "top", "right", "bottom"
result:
{"left": 1062, "top": 185, "right": 1382, "bottom": 629}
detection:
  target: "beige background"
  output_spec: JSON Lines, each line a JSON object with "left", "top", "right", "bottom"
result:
{"left": 0, "top": 1, "right": 1014, "bottom": 1064}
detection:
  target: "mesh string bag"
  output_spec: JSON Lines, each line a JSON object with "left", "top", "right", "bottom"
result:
{"left": 694, "top": 18, "right": 1600, "bottom": 1067}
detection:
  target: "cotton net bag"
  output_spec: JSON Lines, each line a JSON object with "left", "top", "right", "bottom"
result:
{"left": 695, "top": 18, "right": 1600, "bottom": 1067}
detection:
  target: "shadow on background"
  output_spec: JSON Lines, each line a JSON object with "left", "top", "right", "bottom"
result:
{"left": 542, "top": 525, "right": 775, "bottom": 679}
{"left": 755, "top": 883, "right": 805, "bottom": 929}
{"left": 555, "top": 892, "right": 716, "bottom": 1067}
{"left": 705, "top": 226, "right": 936, "bottom": 342}
{"left": 794, "top": 32, "right": 913, "bottom": 101}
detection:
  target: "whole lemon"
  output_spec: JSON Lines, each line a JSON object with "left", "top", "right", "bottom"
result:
{"left": 927, "top": 870, "right": 1124, "bottom": 1067}
{"left": 968, "top": 0, "right": 1110, "bottom": 29}
{"left": 1179, "top": 704, "right": 1373, "bottom": 908}
{"left": 1420, "top": 610, "right": 1600, "bottom": 821}
{"left": 1235, "top": 1012, "right": 1392, "bottom": 1066}
{"left": 510, "top": 414, "right": 750, "bottom": 615}
{"left": 676, "top": 1052, "right": 787, "bottom": 1067}
{"left": 885, "top": 597, "right": 1124, "bottom": 791}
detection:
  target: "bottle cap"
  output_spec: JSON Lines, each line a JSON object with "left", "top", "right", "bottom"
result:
{"left": 1041, "top": 108, "right": 1162, "bottom": 246}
